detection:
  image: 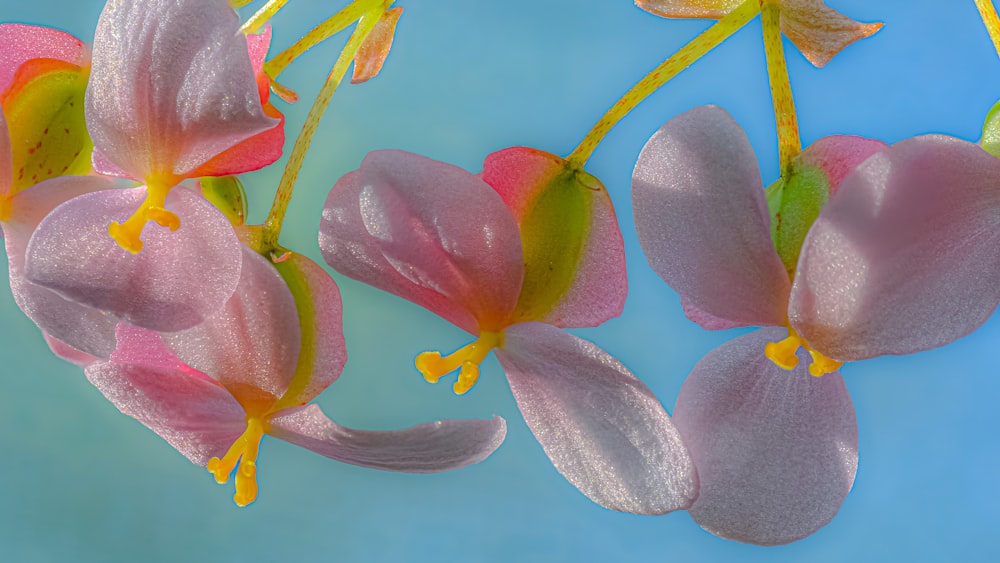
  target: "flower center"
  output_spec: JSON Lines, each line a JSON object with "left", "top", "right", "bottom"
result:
{"left": 764, "top": 326, "right": 842, "bottom": 377}
{"left": 206, "top": 416, "right": 266, "bottom": 507}
{"left": 107, "top": 181, "right": 180, "bottom": 253}
{"left": 415, "top": 330, "right": 504, "bottom": 395}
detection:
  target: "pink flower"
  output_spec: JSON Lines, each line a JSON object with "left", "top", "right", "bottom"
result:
{"left": 22, "top": 0, "right": 286, "bottom": 336}
{"left": 632, "top": 105, "right": 1000, "bottom": 543}
{"left": 320, "top": 148, "right": 696, "bottom": 514}
{"left": 86, "top": 246, "right": 507, "bottom": 506}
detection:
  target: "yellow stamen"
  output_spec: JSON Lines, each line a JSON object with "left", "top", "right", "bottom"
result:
{"left": 206, "top": 417, "right": 266, "bottom": 507}
{"left": 107, "top": 182, "right": 179, "bottom": 254}
{"left": 416, "top": 331, "right": 504, "bottom": 395}
{"left": 764, "top": 327, "right": 842, "bottom": 377}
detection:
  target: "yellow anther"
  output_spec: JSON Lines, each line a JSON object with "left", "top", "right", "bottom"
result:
{"left": 108, "top": 182, "right": 179, "bottom": 254}
{"left": 416, "top": 331, "right": 504, "bottom": 395}
{"left": 206, "top": 417, "right": 265, "bottom": 507}
{"left": 765, "top": 326, "right": 843, "bottom": 377}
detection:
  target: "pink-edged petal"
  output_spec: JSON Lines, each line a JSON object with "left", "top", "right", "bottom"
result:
{"left": 4, "top": 176, "right": 119, "bottom": 359}
{"left": 352, "top": 7, "right": 403, "bottom": 84}
{"left": 86, "top": 323, "right": 247, "bottom": 466}
{"left": 24, "top": 186, "right": 242, "bottom": 332}
{"left": 496, "top": 322, "right": 696, "bottom": 515}
{"left": 790, "top": 136, "right": 1000, "bottom": 361}
{"left": 320, "top": 150, "right": 523, "bottom": 333}
{"left": 268, "top": 253, "right": 347, "bottom": 407}
{"left": 798, "top": 136, "right": 887, "bottom": 196}
{"left": 268, "top": 404, "right": 506, "bottom": 473}
{"left": 86, "top": 0, "right": 278, "bottom": 181}
{"left": 43, "top": 332, "right": 100, "bottom": 367}
{"left": 673, "top": 328, "right": 857, "bottom": 545}
{"left": 0, "top": 24, "right": 88, "bottom": 94}
{"left": 634, "top": 0, "right": 740, "bottom": 19}
{"left": 481, "top": 147, "right": 627, "bottom": 328}
{"left": 779, "top": 0, "right": 882, "bottom": 68}
{"left": 164, "top": 247, "right": 298, "bottom": 402}
{"left": 633, "top": 106, "right": 790, "bottom": 328}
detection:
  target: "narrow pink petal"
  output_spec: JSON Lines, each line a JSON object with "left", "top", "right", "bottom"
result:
{"left": 481, "top": 147, "right": 627, "bottom": 328}
{"left": 164, "top": 247, "right": 299, "bottom": 402}
{"left": 633, "top": 106, "right": 790, "bottom": 327}
{"left": 4, "top": 176, "right": 119, "bottom": 359}
{"left": 634, "top": 0, "right": 740, "bottom": 19}
{"left": 0, "top": 24, "right": 88, "bottom": 94}
{"left": 268, "top": 404, "right": 507, "bottom": 473}
{"left": 779, "top": 0, "right": 882, "bottom": 68}
{"left": 43, "top": 332, "right": 100, "bottom": 367}
{"left": 86, "top": 0, "right": 278, "bottom": 180}
{"left": 268, "top": 253, "right": 347, "bottom": 407}
{"left": 87, "top": 324, "right": 247, "bottom": 466}
{"left": 24, "top": 186, "right": 242, "bottom": 332}
{"left": 673, "top": 328, "right": 857, "bottom": 545}
{"left": 320, "top": 150, "right": 523, "bottom": 333}
{"left": 791, "top": 136, "right": 1000, "bottom": 361}
{"left": 496, "top": 322, "right": 697, "bottom": 515}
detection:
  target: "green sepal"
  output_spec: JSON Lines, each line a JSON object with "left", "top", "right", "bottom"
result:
{"left": 981, "top": 99, "right": 1000, "bottom": 159}
{"left": 200, "top": 175, "right": 248, "bottom": 226}
{"left": 766, "top": 162, "right": 830, "bottom": 276}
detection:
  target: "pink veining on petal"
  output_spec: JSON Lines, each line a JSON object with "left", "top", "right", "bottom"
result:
{"left": 633, "top": 106, "right": 790, "bottom": 328}
{"left": 673, "top": 327, "right": 857, "bottom": 545}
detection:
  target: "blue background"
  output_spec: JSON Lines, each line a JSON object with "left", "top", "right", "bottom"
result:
{"left": 1, "top": 1, "right": 998, "bottom": 561}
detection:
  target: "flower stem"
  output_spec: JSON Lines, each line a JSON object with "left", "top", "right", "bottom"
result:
{"left": 239, "top": 0, "right": 290, "bottom": 35}
{"left": 975, "top": 0, "right": 1000, "bottom": 59}
{"left": 566, "top": 0, "right": 761, "bottom": 167}
{"left": 261, "top": 0, "right": 388, "bottom": 252}
{"left": 760, "top": 0, "right": 801, "bottom": 172}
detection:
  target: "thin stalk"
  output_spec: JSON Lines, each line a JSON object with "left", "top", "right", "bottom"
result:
{"left": 567, "top": 0, "right": 761, "bottom": 166}
{"left": 760, "top": 0, "right": 801, "bottom": 172}
{"left": 975, "top": 0, "right": 1000, "bottom": 59}
{"left": 240, "top": 0, "right": 290, "bottom": 35}
{"left": 261, "top": 1, "right": 387, "bottom": 251}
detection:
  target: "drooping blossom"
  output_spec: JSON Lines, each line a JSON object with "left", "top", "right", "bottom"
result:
{"left": 635, "top": 0, "right": 882, "bottom": 67}
{"left": 631, "top": 105, "right": 1000, "bottom": 542}
{"left": 22, "top": 0, "right": 287, "bottom": 336}
{"left": 86, "top": 245, "right": 507, "bottom": 506}
{"left": 320, "top": 148, "right": 696, "bottom": 514}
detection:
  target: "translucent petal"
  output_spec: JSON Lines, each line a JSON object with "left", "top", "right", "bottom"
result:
{"left": 779, "top": 0, "right": 882, "bottom": 68}
{"left": 352, "top": 7, "right": 403, "bottom": 84}
{"left": 0, "top": 23, "right": 88, "bottom": 94}
{"left": 496, "top": 322, "right": 697, "bottom": 514}
{"left": 673, "top": 328, "right": 857, "bottom": 545}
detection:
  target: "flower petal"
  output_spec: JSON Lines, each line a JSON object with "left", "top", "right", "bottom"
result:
{"left": 481, "top": 147, "right": 627, "bottom": 328}
{"left": 24, "top": 186, "right": 242, "bottom": 332}
{"left": 673, "top": 328, "right": 857, "bottom": 545}
{"left": 633, "top": 106, "right": 790, "bottom": 328}
{"left": 496, "top": 322, "right": 697, "bottom": 515}
{"left": 86, "top": 323, "right": 247, "bottom": 466}
{"left": 320, "top": 150, "right": 523, "bottom": 333}
{"left": 86, "top": 0, "right": 278, "bottom": 180}
{"left": 267, "top": 404, "right": 507, "bottom": 473}
{"left": 779, "top": 0, "right": 882, "bottom": 68}
{"left": 0, "top": 23, "right": 88, "bottom": 94}
{"left": 4, "top": 176, "right": 119, "bottom": 359}
{"left": 164, "top": 247, "right": 299, "bottom": 403}
{"left": 790, "top": 135, "right": 1000, "bottom": 360}
{"left": 634, "top": 0, "right": 740, "bottom": 19}
{"left": 351, "top": 7, "right": 403, "bottom": 84}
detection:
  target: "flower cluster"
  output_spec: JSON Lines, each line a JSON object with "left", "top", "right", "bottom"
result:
{"left": 3, "top": 0, "right": 999, "bottom": 550}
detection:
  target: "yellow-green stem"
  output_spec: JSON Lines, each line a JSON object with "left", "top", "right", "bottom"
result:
{"left": 261, "top": 1, "right": 388, "bottom": 252}
{"left": 761, "top": 0, "right": 801, "bottom": 172}
{"left": 975, "top": 0, "right": 1000, "bottom": 59}
{"left": 240, "top": 0, "right": 290, "bottom": 35}
{"left": 229, "top": 0, "right": 254, "bottom": 9}
{"left": 567, "top": 0, "right": 761, "bottom": 166}
{"left": 264, "top": 0, "right": 383, "bottom": 80}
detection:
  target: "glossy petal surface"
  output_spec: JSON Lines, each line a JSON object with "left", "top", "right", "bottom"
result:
{"left": 633, "top": 106, "right": 790, "bottom": 328}
{"left": 673, "top": 328, "right": 857, "bottom": 545}
{"left": 24, "top": 186, "right": 242, "bottom": 332}
{"left": 86, "top": 0, "right": 277, "bottom": 180}
{"left": 482, "top": 147, "right": 627, "bottom": 328}
{"left": 791, "top": 136, "right": 1000, "bottom": 360}
{"left": 496, "top": 322, "right": 697, "bottom": 514}
{"left": 320, "top": 150, "right": 522, "bottom": 333}
{"left": 268, "top": 404, "right": 507, "bottom": 472}
{"left": 0, "top": 23, "right": 87, "bottom": 93}
{"left": 86, "top": 324, "right": 247, "bottom": 466}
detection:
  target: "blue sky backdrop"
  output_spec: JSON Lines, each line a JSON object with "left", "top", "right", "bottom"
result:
{"left": 1, "top": 1, "right": 998, "bottom": 561}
